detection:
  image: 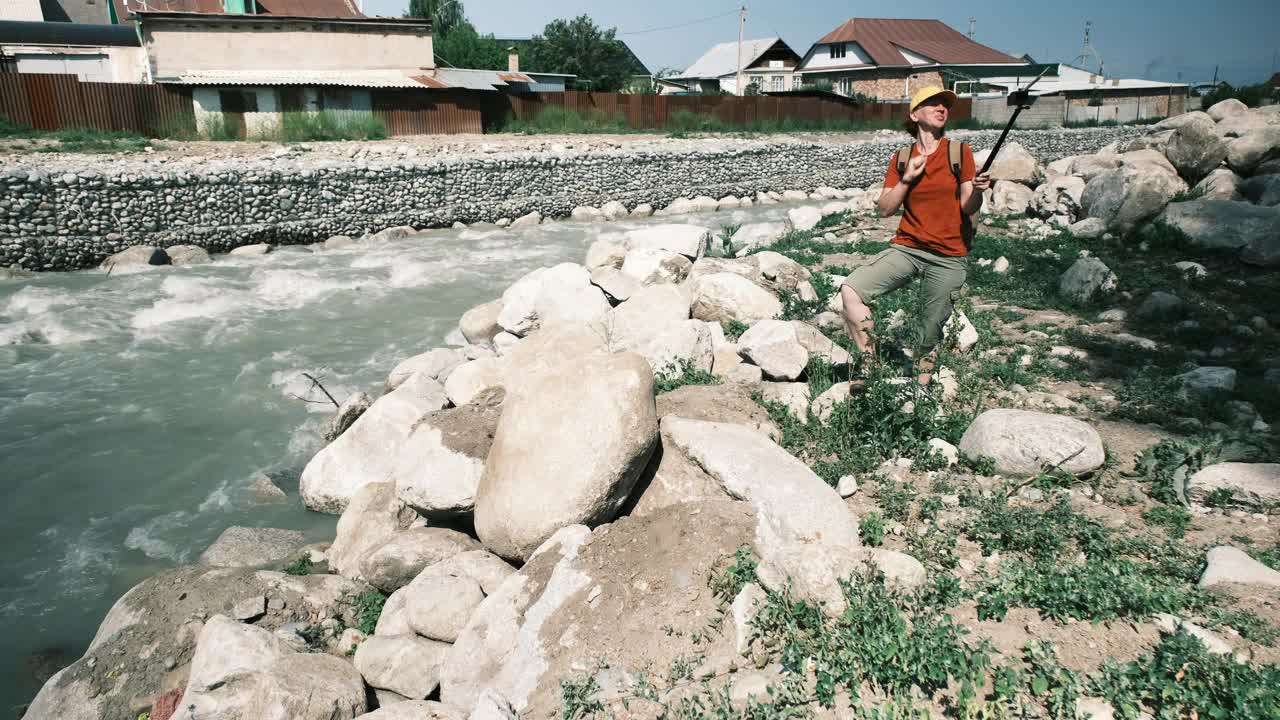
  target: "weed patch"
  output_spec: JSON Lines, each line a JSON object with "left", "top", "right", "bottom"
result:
{"left": 654, "top": 359, "right": 720, "bottom": 394}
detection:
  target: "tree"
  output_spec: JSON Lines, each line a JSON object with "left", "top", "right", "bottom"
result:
{"left": 527, "top": 15, "right": 631, "bottom": 92}
{"left": 433, "top": 20, "right": 507, "bottom": 71}
{"left": 406, "top": 0, "right": 465, "bottom": 38}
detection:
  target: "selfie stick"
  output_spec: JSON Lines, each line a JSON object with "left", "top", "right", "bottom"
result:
{"left": 979, "top": 66, "right": 1051, "bottom": 175}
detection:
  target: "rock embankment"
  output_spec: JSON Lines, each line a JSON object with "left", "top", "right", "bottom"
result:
{"left": 1, "top": 126, "right": 1140, "bottom": 270}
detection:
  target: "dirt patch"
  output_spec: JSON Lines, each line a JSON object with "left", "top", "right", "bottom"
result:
{"left": 414, "top": 386, "right": 505, "bottom": 459}
{"left": 655, "top": 384, "right": 780, "bottom": 441}
{"left": 520, "top": 498, "right": 758, "bottom": 718}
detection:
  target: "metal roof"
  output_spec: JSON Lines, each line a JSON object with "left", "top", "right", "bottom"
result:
{"left": 677, "top": 38, "right": 790, "bottom": 80}
{"left": 169, "top": 67, "right": 532, "bottom": 90}
{"left": 809, "top": 18, "right": 1024, "bottom": 67}
{"left": 0, "top": 20, "right": 140, "bottom": 47}
{"left": 111, "top": 0, "right": 364, "bottom": 20}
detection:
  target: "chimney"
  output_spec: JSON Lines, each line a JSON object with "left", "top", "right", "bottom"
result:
{"left": 508, "top": 53, "right": 519, "bottom": 73}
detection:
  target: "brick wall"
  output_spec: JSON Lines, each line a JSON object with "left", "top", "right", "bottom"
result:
{"left": 849, "top": 70, "right": 943, "bottom": 100}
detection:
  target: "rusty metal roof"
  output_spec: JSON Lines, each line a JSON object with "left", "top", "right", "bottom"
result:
{"left": 112, "top": 0, "right": 363, "bottom": 20}
{"left": 812, "top": 18, "right": 1023, "bottom": 67}
{"left": 170, "top": 67, "right": 532, "bottom": 91}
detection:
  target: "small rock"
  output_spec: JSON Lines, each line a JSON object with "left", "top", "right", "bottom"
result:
{"left": 836, "top": 475, "right": 859, "bottom": 498}
{"left": 232, "top": 595, "right": 266, "bottom": 621}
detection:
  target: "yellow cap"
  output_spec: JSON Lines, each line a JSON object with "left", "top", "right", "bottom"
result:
{"left": 909, "top": 86, "right": 958, "bottom": 112}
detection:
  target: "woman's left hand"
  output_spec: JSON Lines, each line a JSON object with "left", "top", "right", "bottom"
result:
{"left": 972, "top": 172, "right": 992, "bottom": 192}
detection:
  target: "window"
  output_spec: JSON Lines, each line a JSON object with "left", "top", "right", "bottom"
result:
{"left": 772, "top": 75, "right": 785, "bottom": 92}
{"left": 838, "top": 78, "right": 852, "bottom": 96}
{"left": 830, "top": 43, "right": 846, "bottom": 60}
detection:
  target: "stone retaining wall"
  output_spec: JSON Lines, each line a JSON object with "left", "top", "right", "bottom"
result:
{"left": 0, "top": 126, "right": 1145, "bottom": 271}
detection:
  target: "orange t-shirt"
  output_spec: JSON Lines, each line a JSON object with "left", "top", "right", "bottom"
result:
{"left": 883, "top": 138, "right": 975, "bottom": 257}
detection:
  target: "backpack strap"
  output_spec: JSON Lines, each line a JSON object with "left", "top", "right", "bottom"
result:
{"left": 895, "top": 146, "right": 913, "bottom": 179}
{"left": 948, "top": 140, "right": 965, "bottom": 183}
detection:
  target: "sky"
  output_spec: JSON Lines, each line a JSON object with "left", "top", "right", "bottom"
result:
{"left": 364, "top": 0, "right": 1279, "bottom": 86}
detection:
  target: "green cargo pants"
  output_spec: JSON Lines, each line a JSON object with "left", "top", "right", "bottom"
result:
{"left": 841, "top": 243, "right": 968, "bottom": 352}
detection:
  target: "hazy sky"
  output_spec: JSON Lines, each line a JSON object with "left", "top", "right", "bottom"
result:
{"left": 364, "top": 0, "right": 1278, "bottom": 85}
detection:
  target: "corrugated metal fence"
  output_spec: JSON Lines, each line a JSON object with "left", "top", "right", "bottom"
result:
{"left": 0, "top": 76, "right": 968, "bottom": 137}
{"left": 0, "top": 73, "right": 194, "bottom": 135}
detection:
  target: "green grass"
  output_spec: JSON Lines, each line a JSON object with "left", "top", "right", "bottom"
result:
{"left": 860, "top": 511, "right": 886, "bottom": 547}
{"left": 34, "top": 128, "right": 152, "bottom": 154}
{"left": 707, "top": 545, "right": 759, "bottom": 604}
{"left": 257, "top": 111, "right": 388, "bottom": 142}
{"left": 347, "top": 590, "right": 388, "bottom": 635}
{"left": 498, "top": 106, "right": 1002, "bottom": 136}
{"left": 653, "top": 359, "right": 721, "bottom": 394}
{"left": 282, "top": 555, "right": 313, "bottom": 576}
{"left": 1090, "top": 630, "right": 1280, "bottom": 719}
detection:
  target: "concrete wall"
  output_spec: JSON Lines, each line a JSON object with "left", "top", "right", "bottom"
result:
{"left": 0, "top": 125, "right": 1145, "bottom": 271}
{"left": 3, "top": 45, "right": 147, "bottom": 82}
{"left": 973, "top": 95, "right": 1067, "bottom": 128}
{"left": 141, "top": 19, "right": 434, "bottom": 78}
{"left": 36, "top": 0, "right": 110, "bottom": 23}
{"left": 1, "top": 0, "right": 42, "bottom": 20}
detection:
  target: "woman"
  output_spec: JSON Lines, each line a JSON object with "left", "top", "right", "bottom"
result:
{"left": 839, "top": 86, "right": 991, "bottom": 386}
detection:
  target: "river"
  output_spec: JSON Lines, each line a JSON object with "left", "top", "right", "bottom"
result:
{"left": 0, "top": 203, "right": 797, "bottom": 712}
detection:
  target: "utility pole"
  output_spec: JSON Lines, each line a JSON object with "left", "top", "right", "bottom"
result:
{"left": 736, "top": 5, "right": 748, "bottom": 96}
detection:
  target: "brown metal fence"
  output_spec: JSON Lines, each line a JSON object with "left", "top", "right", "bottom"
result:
{"left": 0, "top": 73, "right": 194, "bottom": 135}
{"left": 0, "top": 76, "right": 970, "bottom": 137}
{"left": 499, "top": 91, "right": 973, "bottom": 129}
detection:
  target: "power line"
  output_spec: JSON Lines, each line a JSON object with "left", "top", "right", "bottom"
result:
{"left": 618, "top": 8, "right": 740, "bottom": 36}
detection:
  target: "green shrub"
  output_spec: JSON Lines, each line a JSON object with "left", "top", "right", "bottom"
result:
{"left": 708, "top": 545, "right": 758, "bottom": 603}
{"left": 1198, "top": 81, "right": 1276, "bottom": 109}
{"left": 283, "top": 555, "right": 313, "bottom": 576}
{"left": 348, "top": 590, "right": 388, "bottom": 635}
{"left": 1090, "top": 630, "right": 1280, "bottom": 719}
{"left": 503, "top": 105, "right": 628, "bottom": 134}
{"left": 860, "top": 511, "right": 886, "bottom": 547}
{"left": 0, "top": 113, "right": 34, "bottom": 138}
{"left": 653, "top": 359, "right": 720, "bottom": 394}
{"left": 258, "top": 111, "right": 388, "bottom": 142}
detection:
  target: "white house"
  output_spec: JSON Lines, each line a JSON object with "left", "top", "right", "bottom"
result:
{"left": 672, "top": 37, "right": 803, "bottom": 95}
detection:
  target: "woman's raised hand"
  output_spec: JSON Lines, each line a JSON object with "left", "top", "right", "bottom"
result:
{"left": 901, "top": 155, "right": 927, "bottom": 184}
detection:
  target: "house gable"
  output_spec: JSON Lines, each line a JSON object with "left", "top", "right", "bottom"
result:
{"left": 799, "top": 17, "right": 1023, "bottom": 71}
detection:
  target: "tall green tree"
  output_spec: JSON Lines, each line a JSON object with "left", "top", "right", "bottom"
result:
{"left": 433, "top": 21, "right": 508, "bottom": 71}
{"left": 406, "top": 0, "right": 465, "bottom": 38}
{"left": 528, "top": 15, "right": 631, "bottom": 92}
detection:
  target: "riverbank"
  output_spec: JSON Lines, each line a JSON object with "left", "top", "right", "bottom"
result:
{"left": 1, "top": 126, "right": 1144, "bottom": 271}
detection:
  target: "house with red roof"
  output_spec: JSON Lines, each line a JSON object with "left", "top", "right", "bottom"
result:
{"left": 795, "top": 18, "right": 1028, "bottom": 100}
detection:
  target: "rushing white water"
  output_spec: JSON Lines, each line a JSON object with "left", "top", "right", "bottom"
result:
{"left": 0, "top": 202, "right": 810, "bottom": 709}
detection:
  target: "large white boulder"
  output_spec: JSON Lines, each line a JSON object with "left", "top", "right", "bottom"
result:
{"left": 588, "top": 266, "right": 640, "bottom": 302}
{"left": 327, "top": 482, "right": 423, "bottom": 583}
{"left": 1226, "top": 126, "right": 1280, "bottom": 176}
{"left": 198, "top": 527, "right": 306, "bottom": 568}
{"left": 1031, "top": 175, "right": 1087, "bottom": 221}
{"left": 1207, "top": 98, "right": 1249, "bottom": 122}
{"left": 444, "top": 357, "right": 506, "bottom": 407}
{"left": 403, "top": 565, "right": 487, "bottom": 642}
{"left": 599, "top": 284, "right": 710, "bottom": 376}
{"left": 391, "top": 387, "right": 504, "bottom": 519}
{"left": 584, "top": 239, "right": 626, "bottom": 270}
{"left": 737, "top": 320, "right": 809, "bottom": 381}
{"left": 1191, "top": 168, "right": 1245, "bottom": 200}
{"left": 730, "top": 222, "right": 789, "bottom": 256}
{"left": 459, "top": 300, "right": 504, "bottom": 347}
{"left": 689, "top": 272, "right": 783, "bottom": 324}
{"left": 662, "top": 417, "right": 921, "bottom": 612}
{"left": 989, "top": 180, "right": 1035, "bottom": 215}
{"left": 623, "top": 224, "right": 710, "bottom": 259}
{"left": 620, "top": 248, "right": 693, "bottom": 285}
{"left": 1165, "top": 113, "right": 1229, "bottom": 183}
{"left": 1081, "top": 163, "right": 1187, "bottom": 231}
{"left": 788, "top": 206, "right": 823, "bottom": 231}
{"left": 384, "top": 348, "right": 466, "bottom": 394}
{"left": 497, "top": 263, "right": 611, "bottom": 337}
{"left": 358, "top": 701, "right": 467, "bottom": 720}
{"left": 1199, "top": 546, "right": 1280, "bottom": 589}
{"left": 101, "top": 245, "right": 170, "bottom": 270}
{"left": 958, "top": 409, "right": 1105, "bottom": 476}
{"left": 791, "top": 321, "right": 852, "bottom": 365}
{"left": 359, "top": 527, "right": 482, "bottom": 593}
{"left": 180, "top": 615, "right": 366, "bottom": 719}
{"left": 1058, "top": 257, "right": 1118, "bottom": 304}
{"left": 1186, "top": 463, "right": 1280, "bottom": 512}
{"left": 354, "top": 634, "right": 451, "bottom": 699}
{"left": 300, "top": 373, "right": 449, "bottom": 514}
{"left": 1155, "top": 199, "right": 1280, "bottom": 254}
{"left": 1073, "top": 154, "right": 1123, "bottom": 181}
{"left": 973, "top": 141, "right": 1041, "bottom": 187}
{"left": 475, "top": 353, "right": 659, "bottom": 561}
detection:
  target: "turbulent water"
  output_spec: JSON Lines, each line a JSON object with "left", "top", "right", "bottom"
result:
{"left": 0, "top": 203, "right": 801, "bottom": 710}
